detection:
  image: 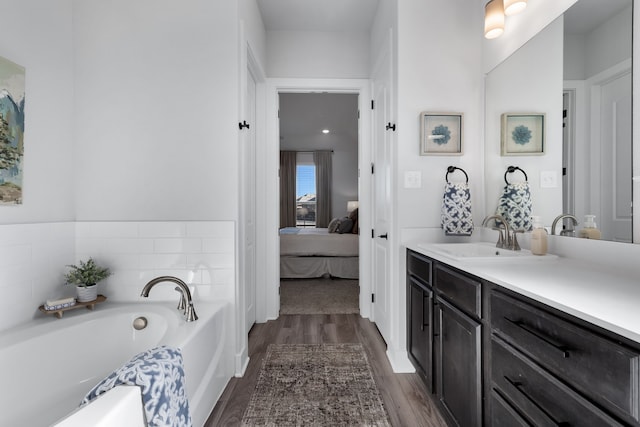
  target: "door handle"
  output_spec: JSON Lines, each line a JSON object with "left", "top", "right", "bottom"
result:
{"left": 378, "top": 233, "right": 388, "bottom": 239}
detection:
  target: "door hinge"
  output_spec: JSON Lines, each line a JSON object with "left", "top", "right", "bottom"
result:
{"left": 371, "top": 229, "right": 375, "bottom": 238}
{"left": 358, "top": 110, "right": 360, "bottom": 119}
{"left": 371, "top": 163, "right": 374, "bottom": 174}
{"left": 371, "top": 293, "right": 375, "bottom": 303}
{"left": 371, "top": 100, "right": 375, "bottom": 110}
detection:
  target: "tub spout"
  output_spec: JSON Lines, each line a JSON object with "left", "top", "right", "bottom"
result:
{"left": 141, "top": 276, "right": 198, "bottom": 322}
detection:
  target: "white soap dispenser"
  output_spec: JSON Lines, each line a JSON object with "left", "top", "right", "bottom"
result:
{"left": 530, "top": 216, "right": 548, "bottom": 256}
{"left": 578, "top": 215, "right": 601, "bottom": 240}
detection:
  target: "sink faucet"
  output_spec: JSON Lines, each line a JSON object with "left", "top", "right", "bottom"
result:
{"left": 551, "top": 214, "right": 578, "bottom": 236}
{"left": 482, "top": 214, "right": 523, "bottom": 250}
{"left": 141, "top": 276, "right": 198, "bottom": 322}
{"left": 482, "top": 214, "right": 511, "bottom": 249}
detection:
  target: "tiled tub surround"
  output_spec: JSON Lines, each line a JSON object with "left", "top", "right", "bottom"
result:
{"left": 0, "top": 221, "right": 235, "bottom": 332}
{"left": 0, "top": 300, "right": 230, "bottom": 427}
{"left": 74, "top": 221, "right": 235, "bottom": 304}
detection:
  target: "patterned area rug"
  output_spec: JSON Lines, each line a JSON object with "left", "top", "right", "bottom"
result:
{"left": 241, "top": 344, "right": 391, "bottom": 427}
{"left": 280, "top": 278, "right": 359, "bottom": 315}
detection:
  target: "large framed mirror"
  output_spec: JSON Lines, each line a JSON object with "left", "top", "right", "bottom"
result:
{"left": 484, "top": 0, "right": 634, "bottom": 243}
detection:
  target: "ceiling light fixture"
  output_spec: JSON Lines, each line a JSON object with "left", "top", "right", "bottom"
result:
{"left": 503, "top": 0, "right": 527, "bottom": 16}
{"left": 322, "top": 129, "right": 330, "bottom": 134}
{"left": 484, "top": 0, "right": 505, "bottom": 40}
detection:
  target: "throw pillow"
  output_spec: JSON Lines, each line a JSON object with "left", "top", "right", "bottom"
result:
{"left": 328, "top": 218, "right": 341, "bottom": 233}
{"left": 337, "top": 218, "right": 354, "bottom": 234}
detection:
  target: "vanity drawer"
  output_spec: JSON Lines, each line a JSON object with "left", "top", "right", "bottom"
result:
{"left": 407, "top": 250, "right": 432, "bottom": 285}
{"left": 490, "top": 390, "right": 531, "bottom": 427}
{"left": 492, "top": 336, "right": 623, "bottom": 426}
{"left": 491, "top": 291, "right": 640, "bottom": 422}
{"left": 434, "top": 264, "right": 481, "bottom": 318}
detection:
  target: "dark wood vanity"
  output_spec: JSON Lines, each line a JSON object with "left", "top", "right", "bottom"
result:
{"left": 407, "top": 248, "right": 640, "bottom": 426}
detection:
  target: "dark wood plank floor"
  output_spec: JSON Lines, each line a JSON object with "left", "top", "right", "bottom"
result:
{"left": 206, "top": 314, "right": 447, "bottom": 427}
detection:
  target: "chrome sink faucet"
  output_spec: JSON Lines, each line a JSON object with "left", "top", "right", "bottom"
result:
{"left": 141, "top": 276, "right": 198, "bottom": 321}
{"left": 551, "top": 214, "right": 578, "bottom": 236}
{"left": 482, "top": 214, "right": 521, "bottom": 251}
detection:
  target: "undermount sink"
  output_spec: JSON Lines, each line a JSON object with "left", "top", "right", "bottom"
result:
{"left": 416, "top": 242, "right": 557, "bottom": 262}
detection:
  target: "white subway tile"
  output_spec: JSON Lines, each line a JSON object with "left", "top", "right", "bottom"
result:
{"left": 186, "top": 221, "right": 234, "bottom": 238}
{"left": 139, "top": 222, "right": 187, "bottom": 238}
{"left": 76, "top": 221, "right": 139, "bottom": 238}
{"left": 153, "top": 238, "right": 202, "bottom": 254}
{"left": 202, "top": 238, "right": 235, "bottom": 253}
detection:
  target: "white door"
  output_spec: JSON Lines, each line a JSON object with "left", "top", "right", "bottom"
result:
{"left": 371, "top": 42, "right": 393, "bottom": 341}
{"left": 241, "top": 67, "right": 257, "bottom": 332}
{"left": 600, "top": 72, "right": 632, "bottom": 242}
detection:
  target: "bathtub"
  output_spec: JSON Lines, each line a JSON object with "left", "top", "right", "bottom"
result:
{"left": 0, "top": 301, "right": 230, "bottom": 427}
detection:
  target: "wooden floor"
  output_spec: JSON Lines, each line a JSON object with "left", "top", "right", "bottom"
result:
{"left": 206, "top": 314, "right": 447, "bottom": 427}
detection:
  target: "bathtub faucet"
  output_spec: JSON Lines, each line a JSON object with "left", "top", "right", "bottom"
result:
{"left": 141, "top": 276, "right": 198, "bottom": 322}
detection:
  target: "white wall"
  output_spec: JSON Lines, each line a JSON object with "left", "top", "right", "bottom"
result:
{"left": 267, "top": 31, "right": 370, "bottom": 78}
{"left": 484, "top": 19, "right": 564, "bottom": 227}
{"left": 392, "top": 0, "right": 484, "bottom": 369}
{"left": 73, "top": 0, "right": 240, "bottom": 221}
{"left": 0, "top": 0, "right": 75, "bottom": 224}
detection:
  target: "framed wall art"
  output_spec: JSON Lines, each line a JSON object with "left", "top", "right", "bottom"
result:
{"left": 0, "top": 55, "right": 25, "bottom": 204}
{"left": 501, "top": 113, "right": 545, "bottom": 156}
{"left": 420, "top": 112, "right": 463, "bottom": 156}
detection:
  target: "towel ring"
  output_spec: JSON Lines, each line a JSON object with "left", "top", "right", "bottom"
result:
{"left": 446, "top": 166, "right": 469, "bottom": 184}
{"left": 504, "top": 166, "right": 528, "bottom": 184}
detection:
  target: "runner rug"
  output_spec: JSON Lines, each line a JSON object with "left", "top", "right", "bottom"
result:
{"left": 241, "top": 343, "right": 391, "bottom": 426}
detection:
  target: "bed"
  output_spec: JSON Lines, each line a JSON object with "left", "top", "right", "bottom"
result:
{"left": 279, "top": 227, "right": 359, "bottom": 279}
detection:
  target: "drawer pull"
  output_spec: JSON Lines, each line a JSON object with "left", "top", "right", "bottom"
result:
{"left": 505, "top": 317, "right": 570, "bottom": 358}
{"left": 504, "top": 376, "right": 570, "bottom": 427}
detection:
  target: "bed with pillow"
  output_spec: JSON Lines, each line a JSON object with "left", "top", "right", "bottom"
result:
{"left": 279, "top": 210, "right": 359, "bottom": 279}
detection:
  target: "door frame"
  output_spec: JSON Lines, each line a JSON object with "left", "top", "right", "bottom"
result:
{"left": 257, "top": 78, "right": 372, "bottom": 322}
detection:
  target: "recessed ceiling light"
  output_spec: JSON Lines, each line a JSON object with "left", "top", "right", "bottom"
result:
{"left": 322, "top": 129, "right": 330, "bottom": 134}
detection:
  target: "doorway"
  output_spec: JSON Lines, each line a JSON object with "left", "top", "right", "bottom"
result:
{"left": 278, "top": 92, "right": 360, "bottom": 315}
{"left": 257, "top": 79, "right": 372, "bottom": 322}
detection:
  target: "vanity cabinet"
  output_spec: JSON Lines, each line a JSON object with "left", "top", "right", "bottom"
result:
{"left": 406, "top": 250, "right": 434, "bottom": 390}
{"left": 406, "top": 247, "right": 640, "bottom": 426}
{"left": 491, "top": 290, "right": 640, "bottom": 426}
{"left": 406, "top": 249, "right": 485, "bottom": 426}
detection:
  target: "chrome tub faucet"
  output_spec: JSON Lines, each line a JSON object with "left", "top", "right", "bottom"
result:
{"left": 141, "top": 276, "right": 198, "bottom": 322}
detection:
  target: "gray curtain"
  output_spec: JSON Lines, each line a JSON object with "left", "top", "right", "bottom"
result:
{"left": 280, "top": 151, "right": 297, "bottom": 228}
{"left": 314, "top": 151, "right": 332, "bottom": 228}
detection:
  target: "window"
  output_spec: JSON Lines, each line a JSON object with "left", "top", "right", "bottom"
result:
{"left": 296, "top": 158, "right": 316, "bottom": 227}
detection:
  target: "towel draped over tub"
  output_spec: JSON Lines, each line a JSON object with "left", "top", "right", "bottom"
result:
{"left": 81, "top": 345, "right": 192, "bottom": 427}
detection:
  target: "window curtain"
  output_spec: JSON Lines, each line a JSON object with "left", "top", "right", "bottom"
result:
{"left": 279, "top": 151, "right": 297, "bottom": 228}
{"left": 314, "top": 151, "right": 332, "bottom": 228}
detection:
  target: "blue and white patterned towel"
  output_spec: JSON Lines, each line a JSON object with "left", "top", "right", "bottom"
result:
{"left": 81, "top": 346, "right": 192, "bottom": 427}
{"left": 496, "top": 182, "right": 533, "bottom": 231}
{"left": 441, "top": 182, "right": 473, "bottom": 236}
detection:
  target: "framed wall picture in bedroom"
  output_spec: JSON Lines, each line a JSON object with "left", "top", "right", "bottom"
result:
{"left": 420, "top": 112, "right": 463, "bottom": 156}
{"left": 501, "top": 113, "right": 545, "bottom": 156}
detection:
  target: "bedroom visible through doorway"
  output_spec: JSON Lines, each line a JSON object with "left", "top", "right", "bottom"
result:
{"left": 278, "top": 92, "right": 360, "bottom": 314}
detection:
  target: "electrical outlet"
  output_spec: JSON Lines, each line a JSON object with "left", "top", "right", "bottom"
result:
{"left": 404, "top": 171, "right": 422, "bottom": 188}
{"left": 540, "top": 170, "right": 558, "bottom": 188}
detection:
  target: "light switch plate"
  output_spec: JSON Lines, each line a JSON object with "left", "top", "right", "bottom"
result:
{"left": 404, "top": 171, "right": 422, "bottom": 188}
{"left": 540, "top": 170, "right": 558, "bottom": 188}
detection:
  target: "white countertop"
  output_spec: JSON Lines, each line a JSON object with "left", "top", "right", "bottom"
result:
{"left": 407, "top": 242, "right": 640, "bottom": 343}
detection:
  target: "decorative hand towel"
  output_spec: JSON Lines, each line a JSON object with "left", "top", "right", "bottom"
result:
{"left": 81, "top": 346, "right": 192, "bottom": 427}
{"left": 441, "top": 182, "right": 474, "bottom": 236}
{"left": 496, "top": 181, "right": 533, "bottom": 231}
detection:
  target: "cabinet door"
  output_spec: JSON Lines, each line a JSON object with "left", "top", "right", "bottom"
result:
{"left": 408, "top": 277, "right": 433, "bottom": 391}
{"left": 436, "top": 297, "right": 482, "bottom": 426}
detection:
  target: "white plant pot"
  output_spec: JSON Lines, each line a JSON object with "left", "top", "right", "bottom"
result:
{"left": 76, "top": 284, "right": 98, "bottom": 302}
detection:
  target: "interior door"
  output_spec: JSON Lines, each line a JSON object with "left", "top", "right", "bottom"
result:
{"left": 372, "top": 41, "right": 392, "bottom": 341}
{"left": 241, "top": 66, "right": 257, "bottom": 333}
{"left": 600, "top": 71, "right": 632, "bottom": 242}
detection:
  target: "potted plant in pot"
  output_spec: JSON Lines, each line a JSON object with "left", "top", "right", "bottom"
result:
{"left": 64, "top": 258, "right": 111, "bottom": 302}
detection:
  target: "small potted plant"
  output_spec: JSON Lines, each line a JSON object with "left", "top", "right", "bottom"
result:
{"left": 64, "top": 258, "right": 111, "bottom": 302}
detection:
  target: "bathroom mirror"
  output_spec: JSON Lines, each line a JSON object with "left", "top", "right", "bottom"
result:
{"left": 484, "top": 0, "right": 634, "bottom": 243}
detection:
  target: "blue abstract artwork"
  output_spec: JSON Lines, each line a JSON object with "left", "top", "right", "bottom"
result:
{"left": 0, "top": 55, "right": 25, "bottom": 205}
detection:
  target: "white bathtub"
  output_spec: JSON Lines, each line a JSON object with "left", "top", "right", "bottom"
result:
{"left": 0, "top": 301, "right": 230, "bottom": 427}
